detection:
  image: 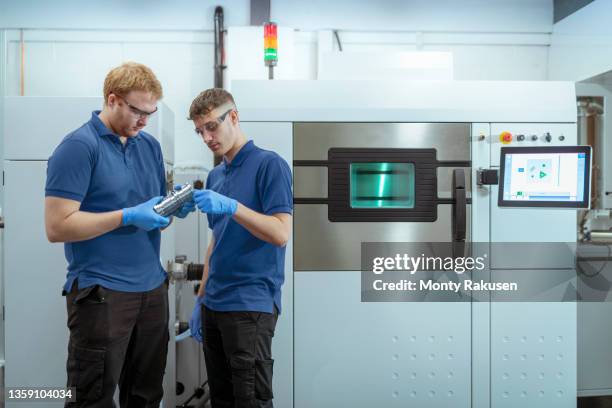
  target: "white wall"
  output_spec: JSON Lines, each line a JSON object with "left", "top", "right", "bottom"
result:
{"left": 316, "top": 31, "right": 551, "bottom": 80}
{"left": 4, "top": 29, "right": 215, "bottom": 169}
{"left": 549, "top": 0, "right": 612, "bottom": 81}
{"left": 0, "top": 0, "right": 553, "bottom": 32}
{"left": 1, "top": 0, "right": 555, "bottom": 168}
{"left": 272, "top": 0, "right": 552, "bottom": 32}
{"left": 0, "top": 0, "right": 250, "bottom": 30}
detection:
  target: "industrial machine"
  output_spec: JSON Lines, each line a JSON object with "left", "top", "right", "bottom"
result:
{"left": 0, "top": 80, "right": 590, "bottom": 408}
{"left": 233, "top": 79, "right": 580, "bottom": 408}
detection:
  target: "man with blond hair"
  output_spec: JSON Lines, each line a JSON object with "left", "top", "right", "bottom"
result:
{"left": 188, "top": 88, "right": 292, "bottom": 408}
{"left": 45, "top": 62, "right": 193, "bottom": 407}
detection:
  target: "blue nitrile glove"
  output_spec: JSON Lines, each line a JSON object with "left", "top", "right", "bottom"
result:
{"left": 189, "top": 295, "right": 205, "bottom": 343}
{"left": 193, "top": 189, "right": 237, "bottom": 215}
{"left": 173, "top": 185, "right": 196, "bottom": 218}
{"left": 122, "top": 196, "right": 170, "bottom": 231}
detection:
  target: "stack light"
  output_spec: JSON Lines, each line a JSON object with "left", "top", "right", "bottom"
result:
{"left": 264, "top": 22, "right": 278, "bottom": 67}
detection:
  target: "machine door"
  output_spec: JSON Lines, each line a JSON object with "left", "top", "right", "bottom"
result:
{"left": 294, "top": 122, "right": 471, "bottom": 271}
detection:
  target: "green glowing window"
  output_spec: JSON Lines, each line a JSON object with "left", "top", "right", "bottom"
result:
{"left": 350, "top": 162, "right": 415, "bottom": 208}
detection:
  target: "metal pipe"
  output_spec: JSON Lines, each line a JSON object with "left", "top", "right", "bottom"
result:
{"left": 214, "top": 6, "right": 225, "bottom": 89}
{"left": 167, "top": 262, "right": 204, "bottom": 282}
{"left": 213, "top": 6, "right": 225, "bottom": 167}
{"left": 154, "top": 183, "right": 193, "bottom": 217}
{"left": 588, "top": 230, "right": 612, "bottom": 244}
{"left": 333, "top": 30, "right": 343, "bottom": 51}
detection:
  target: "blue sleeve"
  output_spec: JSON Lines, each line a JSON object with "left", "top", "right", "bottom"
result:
{"left": 45, "top": 139, "right": 95, "bottom": 202}
{"left": 257, "top": 154, "right": 293, "bottom": 215}
{"left": 157, "top": 143, "right": 167, "bottom": 197}
{"left": 205, "top": 173, "right": 214, "bottom": 229}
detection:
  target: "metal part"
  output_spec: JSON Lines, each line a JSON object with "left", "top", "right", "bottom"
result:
{"left": 476, "top": 168, "right": 499, "bottom": 186}
{"left": 294, "top": 122, "right": 470, "bottom": 161}
{"left": 186, "top": 263, "right": 204, "bottom": 281}
{"left": 587, "top": 230, "right": 612, "bottom": 244}
{"left": 294, "top": 167, "right": 328, "bottom": 198}
{"left": 213, "top": 6, "right": 226, "bottom": 170}
{"left": 174, "top": 321, "right": 189, "bottom": 336}
{"left": 333, "top": 30, "right": 343, "bottom": 52}
{"left": 213, "top": 6, "right": 226, "bottom": 89}
{"left": 166, "top": 261, "right": 204, "bottom": 282}
{"left": 154, "top": 183, "right": 193, "bottom": 217}
{"left": 452, "top": 168, "right": 466, "bottom": 242}
{"left": 578, "top": 97, "right": 605, "bottom": 209}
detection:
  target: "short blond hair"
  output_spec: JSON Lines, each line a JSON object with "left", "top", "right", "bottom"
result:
{"left": 189, "top": 88, "right": 235, "bottom": 120}
{"left": 103, "top": 62, "right": 163, "bottom": 104}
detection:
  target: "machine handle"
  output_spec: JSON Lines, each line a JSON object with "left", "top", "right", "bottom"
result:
{"left": 452, "top": 169, "right": 466, "bottom": 242}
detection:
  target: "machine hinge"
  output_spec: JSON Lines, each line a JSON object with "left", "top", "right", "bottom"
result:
{"left": 476, "top": 168, "right": 499, "bottom": 186}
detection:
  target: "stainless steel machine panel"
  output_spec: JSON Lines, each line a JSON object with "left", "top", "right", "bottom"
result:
{"left": 294, "top": 123, "right": 470, "bottom": 161}
{"left": 294, "top": 123, "right": 471, "bottom": 271}
{"left": 295, "top": 204, "right": 471, "bottom": 271}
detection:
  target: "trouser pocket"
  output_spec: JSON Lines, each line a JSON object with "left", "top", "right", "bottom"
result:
{"left": 232, "top": 367, "right": 255, "bottom": 401}
{"left": 67, "top": 344, "right": 106, "bottom": 402}
{"left": 73, "top": 285, "right": 106, "bottom": 305}
{"left": 255, "top": 359, "right": 274, "bottom": 400}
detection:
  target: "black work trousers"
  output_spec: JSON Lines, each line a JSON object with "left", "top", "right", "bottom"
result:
{"left": 203, "top": 305, "right": 278, "bottom": 408}
{"left": 64, "top": 281, "right": 169, "bottom": 408}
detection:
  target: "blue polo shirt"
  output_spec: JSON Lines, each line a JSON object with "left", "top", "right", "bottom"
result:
{"left": 205, "top": 140, "right": 292, "bottom": 314}
{"left": 45, "top": 111, "right": 167, "bottom": 293}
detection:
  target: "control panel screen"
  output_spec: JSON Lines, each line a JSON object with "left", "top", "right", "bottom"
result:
{"left": 498, "top": 146, "right": 591, "bottom": 208}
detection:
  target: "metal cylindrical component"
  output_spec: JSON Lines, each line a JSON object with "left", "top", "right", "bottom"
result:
{"left": 588, "top": 230, "right": 612, "bottom": 244}
{"left": 168, "top": 262, "right": 187, "bottom": 281}
{"left": 175, "top": 321, "right": 189, "bottom": 335}
{"left": 167, "top": 262, "right": 204, "bottom": 282}
{"left": 187, "top": 263, "right": 205, "bottom": 281}
{"left": 154, "top": 183, "right": 194, "bottom": 217}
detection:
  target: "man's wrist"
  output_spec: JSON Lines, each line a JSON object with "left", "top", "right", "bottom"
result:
{"left": 229, "top": 199, "right": 238, "bottom": 216}
{"left": 121, "top": 208, "right": 131, "bottom": 226}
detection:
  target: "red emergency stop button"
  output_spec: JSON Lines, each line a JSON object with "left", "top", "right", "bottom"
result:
{"left": 499, "top": 131, "right": 513, "bottom": 144}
